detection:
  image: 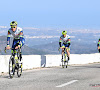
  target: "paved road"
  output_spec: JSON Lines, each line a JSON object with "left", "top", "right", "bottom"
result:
{"left": 0, "top": 63, "right": 100, "bottom": 90}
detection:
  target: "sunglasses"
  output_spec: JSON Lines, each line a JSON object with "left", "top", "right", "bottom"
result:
{"left": 11, "top": 26, "right": 16, "bottom": 28}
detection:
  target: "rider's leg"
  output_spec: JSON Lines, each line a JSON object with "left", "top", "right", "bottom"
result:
{"left": 19, "top": 38, "right": 25, "bottom": 61}
{"left": 61, "top": 48, "right": 65, "bottom": 59}
{"left": 66, "top": 47, "right": 70, "bottom": 60}
{"left": 62, "top": 44, "right": 66, "bottom": 56}
{"left": 20, "top": 38, "right": 25, "bottom": 47}
{"left": 61, "top": 45, "right": 65, "bottom": 60}
{"left": 12, "top": 39, "right": 18, "bottom": 56}
{"left": 64, "top": 43, "right": 70, "bottom": 60}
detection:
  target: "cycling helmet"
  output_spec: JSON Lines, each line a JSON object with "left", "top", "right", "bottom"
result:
{"left": 10, "top": 21, "right": 17, "bottom": 26}
{"left": 99, "top": 38, "right": 100, "bottom": 41}
{"left": 62, "top": 31, "right": 67, "bottom": 35}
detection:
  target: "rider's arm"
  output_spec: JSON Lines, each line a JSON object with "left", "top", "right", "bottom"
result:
{"left": 7, "top": 30, "right": 11, "bottom": 46}
{"left": 97, "top": 42, "right": 100, "bottom": 49}
{"left": 97, "top": 42, "right": 99, "bottom": 46}
{"left": 18, "top": 30, "right": 23, "bottom": 47}
{"left": 59, "top": 38, "right": 62, "bottom": 47}
{"left": 19, "top": 31, "right": 23, "bottom": 40}
{"left": 67, "top": 38, "right": 71, "bottom": 47}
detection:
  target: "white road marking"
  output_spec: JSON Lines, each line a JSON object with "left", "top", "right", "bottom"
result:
{"left": 56, "top": 80, "right": 78, "bottom": 87}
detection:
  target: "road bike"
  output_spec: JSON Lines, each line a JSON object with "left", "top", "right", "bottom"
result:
{"left": 59, "top": 48, "right": 69, "bottom": 68}
{"left": 5, "top": 47, "right": 23, "bottom": 78}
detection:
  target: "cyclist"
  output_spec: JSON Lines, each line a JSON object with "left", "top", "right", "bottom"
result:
{"left": 6, "top": 21, "right": 25, "bottom": 60}
{"left": 97, "top": 38, "right": 100, "bottom": 52}
{"left": 59, "top": 31, "right": 71, "bottom": 61}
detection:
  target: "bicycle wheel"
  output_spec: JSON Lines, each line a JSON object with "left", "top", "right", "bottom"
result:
{"left": 66, "top": 56, "right": 69, "bottom": 68}
{"left": 17, "top": 62, "right": 22, "bottom": 77}
{"left": 62, "top": 60, "right": 64, "bottom": 68}
{"left": 65, "top": 62, "right": 68, "bottom": 68}
{"left": 9, "top": 57, "right": 15, "bottom": 78}
{"left": 62, "top": 52, "right": 66, "bottom": 68}
{"left": 61, "top": 54, "right": 64, "bottom": 68}
{"left": 17, "top": 49, "right": 22, "bottom": 77}
{"left": 64, "top": 53, "right": 67, "bottom": 68}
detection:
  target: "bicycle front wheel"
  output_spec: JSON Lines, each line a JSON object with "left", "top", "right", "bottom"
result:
{"left": 9, "top": 58, "right": 15, "bottom": 78}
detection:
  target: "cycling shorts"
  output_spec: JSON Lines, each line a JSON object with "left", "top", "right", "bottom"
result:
{"left": 62, "top": 44, "right": 70, "bottom": 51}
{"left": 12, "top": 38, "right": 25, "bottom": 49}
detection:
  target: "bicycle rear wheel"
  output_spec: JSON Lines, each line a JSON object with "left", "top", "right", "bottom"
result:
{"left": 66, "top": 59, "right": 69, "bottom": 68}
{"left": 62, "top": 52, "right": 66, "bottom": 68}
{"left": 17, "top": 49, "right": 22, "bottom": 77}
{"left": 62, "top": 60, "right": 64, "bottom": 68}
{"left": 63, "top": 53, "right": 67, "bottom": 68}
{"left": 17, "top": 62, "right": 22, "bottom": 77}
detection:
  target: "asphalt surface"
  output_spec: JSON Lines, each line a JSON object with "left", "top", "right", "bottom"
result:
{"left": 0, "top": 63, "right": 100, "bottom": 90}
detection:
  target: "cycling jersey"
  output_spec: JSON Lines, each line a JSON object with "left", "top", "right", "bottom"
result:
{"left": 59, "top": 35, "right": 70, "bottom": 44}
{"left": 7, "top": 27, "right": 24, "bottom": 46}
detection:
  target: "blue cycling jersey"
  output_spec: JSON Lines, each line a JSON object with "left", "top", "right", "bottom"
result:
{"left": 7, "top": 27, "right": 24, "bottom": 46}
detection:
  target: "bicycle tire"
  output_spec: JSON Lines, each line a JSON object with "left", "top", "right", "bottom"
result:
{"left": 63, "top": 52, "right": 68, "bottom": 68}
{"left": 9, "top": 58, "right": 15, "bottom": 78}
{"left": 62, "top": 58, "right": 64, "bottom": 68}
{"left": 17, "top": 49, "right": 22, "bottom": 77}
{"left": 17, "top": 63, "right": 22, "bottom": 77}
{"left": 62, "top": 52, "right": 66, "bottom": 68}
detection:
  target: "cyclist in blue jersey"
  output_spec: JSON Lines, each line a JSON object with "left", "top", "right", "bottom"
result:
{"left": 59, "top": 31, "right": 71, "bottom": 60}
{"left": 6, "top": 21, "right": 25, "bottom": 56}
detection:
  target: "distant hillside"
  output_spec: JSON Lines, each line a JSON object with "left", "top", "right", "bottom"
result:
{"left": 0, "top": 27, "right": 100, "bottom": 55}
{"left": 0, "top": 35, "right": 99, "bottom": 55}
{"left": 32, "top": 40, "right": 98, "bottom": 54}
{"left": 0, "top": 36, "right": 48, "bottom": 55}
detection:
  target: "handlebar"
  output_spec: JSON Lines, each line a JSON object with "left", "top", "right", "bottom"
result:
{"left": 4, "top": 47, "right": 20, "bottom": 53}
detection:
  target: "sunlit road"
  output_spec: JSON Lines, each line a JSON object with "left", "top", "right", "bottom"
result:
{"left": 0, "top": 63, "right": 100, "bottom": 90}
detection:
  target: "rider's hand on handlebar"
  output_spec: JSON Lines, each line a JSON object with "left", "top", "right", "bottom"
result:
{"left": 15, "top": 45, "right": 20, "bottom": 49}
{"left": 6, "top": 45, "right": 11, "bottom": 50}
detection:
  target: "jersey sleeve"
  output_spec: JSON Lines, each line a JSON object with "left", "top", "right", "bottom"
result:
{"left": 19, "top": 28, "right": 24, "bottom": 40}
{"left": 59, "top": 35, "right": 63, "bottom": 42}
{"left": 97, "top": 42, "right": 100, "bottom": 47}
{"left": 68, "top": 35, "right": 70, "bottom": 39}
{"left": 59, "top": 36, "right": 63, "bottom": 47}
{"left": 7, "top": 30, "right": 11, "bottom": 45}
{"left": 67, "top": 35, "right": 71, "bottom": 44}
{"left": 19, "top": 28, "right": 24, "bottom": 46}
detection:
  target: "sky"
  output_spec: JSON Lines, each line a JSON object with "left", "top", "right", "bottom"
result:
{"left": 0, "top": 0, "right": 100, "bottom": 29}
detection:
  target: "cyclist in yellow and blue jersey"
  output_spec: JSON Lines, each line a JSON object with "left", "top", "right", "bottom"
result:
{"left": 59, "top": 31, "right": 71, "bottom": 60}
{"left": 97, "top": 38, "right": 100, "bottom": 52}
{"left": 6, "top": 21, "right": 25, "bottom": 55}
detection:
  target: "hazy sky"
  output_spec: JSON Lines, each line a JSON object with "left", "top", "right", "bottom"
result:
{"left": 0, "top": 0, "right": 100, "bottom": 29}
